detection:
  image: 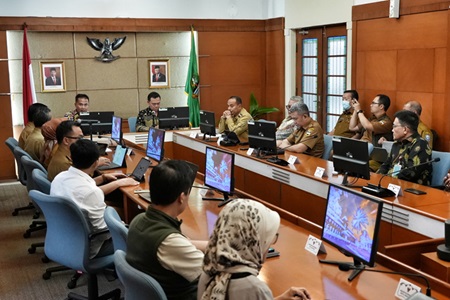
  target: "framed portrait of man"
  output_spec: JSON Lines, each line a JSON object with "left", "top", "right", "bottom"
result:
{"left": 149, "top": 59, "right": 169, "bottom": 88}
{"left": 40, "top": 61, "right": 66, "bottom": 92}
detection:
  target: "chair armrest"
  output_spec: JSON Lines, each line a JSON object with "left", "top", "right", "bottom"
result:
{"left": 89, "top": 228, "right": 110, "bottom": 239}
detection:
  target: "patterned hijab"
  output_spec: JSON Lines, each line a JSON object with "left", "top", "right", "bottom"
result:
{"left": 40, "top": 117, "right": 67, "bottom": 166}
{"left": 201, "top": 199, "right": 280, "bottom": 300}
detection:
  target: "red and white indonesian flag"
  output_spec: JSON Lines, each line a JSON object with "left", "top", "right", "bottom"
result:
{"left": 22, "top": 26, "right": 37, "bottom": 124}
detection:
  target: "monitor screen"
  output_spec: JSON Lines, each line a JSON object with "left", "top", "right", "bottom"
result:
{"left": 332, "top": 136, "right": 371, "bottom": 185}
{"left": 78, "top": 111, "right": 114, "bottom": 135}
{"left": 248, "top": 120, "right": 277, "bottom": 156}
{"left": 158, "top": 107, "right": 190, "bottom": 129}
{"left": 146, "top": 127, "right": 165, "bottom": 162}
{"left": 321, "top": 183, "right": 383, "bottom": 267}
{"left": 199, "top": 110, "right": 216, "bottom": 138}
{"left": 111, "top": 115, "right": 122, "bottom": 145}
{"left": 204, "top": 147, "right": 234, "bottom": 195}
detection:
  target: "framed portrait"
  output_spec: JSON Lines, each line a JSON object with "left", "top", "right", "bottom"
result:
{"left": 149, "top": 59, "right": 170, "bottom": 88}
{"left": 40, "top": 61, "right": 66, "bottom": 92}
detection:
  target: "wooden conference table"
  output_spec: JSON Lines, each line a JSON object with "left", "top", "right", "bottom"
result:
{"left": 100, "top": 131, "right": 450, "bottom": 297}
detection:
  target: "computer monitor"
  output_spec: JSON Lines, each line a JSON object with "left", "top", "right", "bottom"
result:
{"left": 319, "top": 183, "right": 384, "bottom": 281}
{"left": 158, "top": 107, "right": 190, "bottom": 130}
{"left": 146, "top": 127, "right": 165, "bottom": 162}
{"left": 332, "top": 136, "right": 371, "bottom": 186}
{"left": 78, "top": 111, "right": 114, "bottom": 136}
{"left": 248, "top": 120, "right": 278, "bottom": 156}
{"left": 111, "top": 115, "right": 122, "bottom": 145}
{"left": 203, "top": 146, "right": 235, "bottom": 206}
{"left": 199, "top": 110, "right": 216, "bottom": 140}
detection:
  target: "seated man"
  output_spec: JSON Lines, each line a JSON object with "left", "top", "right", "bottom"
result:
{"left": 136, "top": 91, "right": 161, "bottom": 131}
{"left": 23, "top": 108, "right": 52, "bottom": 161}
{"left": 378, "top": 110, "right": 432, "bottom": 186}
{"left": 276, "top": 95, "right": 302, "bottom": 140}
{"left": 277, "top": 103, "right": 324, "bottom": 157}
{"left": 64, "top": 93, "right": 90, "bottom": 121}
{"left": 19, "top": 103, "right": 51, "bottom": 149}
{"left": 218, "top": 96, "right": 252, "bottom": 143}
{"left": 126, "top": 160, "right": 207, "bottom": 300}
{"left": 328, "top": 89, "right": 361, "bottom": 139}
{"left": 403, "top": 100, "right": 433, "bottom": 148}
{"left": 50, "top": 139, "right": 139, "bottom": 258}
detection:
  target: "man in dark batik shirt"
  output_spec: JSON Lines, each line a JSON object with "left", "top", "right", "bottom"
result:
{"left": 378, "top": 110, "right": 432, "bottom": 186}
{"left": 136, "top": 91, "right": 161, "bottom": 131}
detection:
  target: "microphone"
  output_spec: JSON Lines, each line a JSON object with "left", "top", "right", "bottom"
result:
{"left": 361, "top": 158, "right": 440, "bottom": 198}
{"left": 150, "top": 110, "right": 157, "bottom": 127}
{"left": 77, "top": 118, "right": 99, "bottom": 124}
{"left": 338, "top": 263, "right": 432, "bottom": 297}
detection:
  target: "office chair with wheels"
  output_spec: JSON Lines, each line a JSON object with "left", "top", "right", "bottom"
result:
{"left": 127, "top": 117, "right": 137, "bottom": 133}
{"left": 29, "top": 190, "right": 121, "bottom": 300}
{"left": 21, "top": 155, "right": 47, "bottom": 238}
{"left": 114, "top": 250, "right": 167, "bottom": 300}
{"left": 104, "top": 207, "right": 128, "bottom": 252}
{"left": 431, "top": 150, "right": 450, "bottom": 187}
{"left": 12, "top": 146, "right": 37, "bottom": 216}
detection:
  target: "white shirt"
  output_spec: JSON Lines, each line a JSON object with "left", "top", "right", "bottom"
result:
{"left": 50, "top": 166, "right": 109, "bottom": 258}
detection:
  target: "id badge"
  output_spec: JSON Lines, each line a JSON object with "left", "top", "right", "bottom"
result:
{"left": 392, "top": 163, "right": 401, "bottom": 176}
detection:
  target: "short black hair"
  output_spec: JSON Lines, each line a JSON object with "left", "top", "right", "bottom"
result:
{"left": 56, "top": 120, "right": 80, "bottom": 144}
{"left": 50, "top": 67, "right": 56, "bottom": 72}
{"left": 70, "top": 139, "right": 99, "bottom": 169}
{"left": 344, "top": 90, "right": 359, "bottom": 100}
{"left": 147, "top": 91, "right": 161, "bottom": 101}
{"left": 33, "top": 109, "right": 52, "bottom": 127}
{"left": 377, "top": 94, "right": 391, "bottom": 112}
{"left": 394, "top": 110, "right": 419, "bottom": 132}
{"left": 27, "top": 103, "right": 50, "bottom": 123}
{"left": 149, "top": 160, "right": 194, "bottom": 206}
{"left": 229, "top": 96, "right": 242, "bottom": 105}
{"left": 75, "top": 94, "right": 89, "bottom": 102}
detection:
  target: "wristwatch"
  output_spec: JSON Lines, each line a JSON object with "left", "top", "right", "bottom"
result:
{"left": 357, "top": 110, "right": 364, "bottom": 115}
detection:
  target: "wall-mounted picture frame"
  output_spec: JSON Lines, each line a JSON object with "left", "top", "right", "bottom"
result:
{"left": 149, "top": 59, "right": 169, "bottom": 88}
{"left": 40, "top": 61, "right": 66, "bottom": 92}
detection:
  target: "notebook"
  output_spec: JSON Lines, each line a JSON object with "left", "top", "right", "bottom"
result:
{"left": 98, "top": 145, "right": 127, "bottom": 170}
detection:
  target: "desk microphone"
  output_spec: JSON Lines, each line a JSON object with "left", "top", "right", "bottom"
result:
{"left": 361, "top": 158, "right": 440, "bottom": 198}
{"left": 338, "top": 263, "right": 432, "bottom": 297}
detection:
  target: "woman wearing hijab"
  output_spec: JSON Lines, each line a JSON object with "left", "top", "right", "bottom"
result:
{"left": 198, "top": 199, "right": 311, "bottom": 300}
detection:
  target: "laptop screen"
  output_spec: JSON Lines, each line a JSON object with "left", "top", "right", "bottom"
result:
{"left": 112, "top": 145, "right": 127, "bottom": 165}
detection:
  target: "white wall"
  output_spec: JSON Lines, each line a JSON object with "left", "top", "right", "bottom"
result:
{"left": 0, "top": 0, "right": 284, "bottom": 19}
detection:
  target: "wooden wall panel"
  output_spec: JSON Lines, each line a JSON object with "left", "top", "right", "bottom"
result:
{"left": 397, "top": 49, "right": 434, "bottom": 92}
{"left": 363, "top": 51, "right": 397, "bottom": 91}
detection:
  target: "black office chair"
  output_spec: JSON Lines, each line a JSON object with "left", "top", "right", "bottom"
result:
{"left": 29, "top": 190, "right": 121, "bottom": 300}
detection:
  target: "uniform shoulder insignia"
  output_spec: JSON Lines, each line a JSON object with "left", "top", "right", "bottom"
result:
{"left": 425, "top": 134, "right": 430, "bottom": 141}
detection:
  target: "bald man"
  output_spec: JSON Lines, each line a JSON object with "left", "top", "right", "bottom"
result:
{"left": 403, "top": 100, "right": 433, "bottom": 148}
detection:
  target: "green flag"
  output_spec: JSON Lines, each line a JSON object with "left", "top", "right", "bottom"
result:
{"left": 185, "top": 26, "right": 200, "bottom": 127}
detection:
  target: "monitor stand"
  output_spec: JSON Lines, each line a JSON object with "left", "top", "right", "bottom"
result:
{"left": 202, "top": 192, "right": 233, "bottom": 207}
{"left": 319, "top": 258, "right": 365, "bottom": 282}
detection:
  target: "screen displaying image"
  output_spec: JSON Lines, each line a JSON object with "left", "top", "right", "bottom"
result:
{"left": 146, "top": 127, "right": 165, "bottom": 162}
{"left": 322, "top": 184, "right": 382, "bottom": 264}
{"left": 111, "top": 115, "right": 122, "bottom": 144}
{"left": 204, "top": 147, "right": 233, "bottom": 194}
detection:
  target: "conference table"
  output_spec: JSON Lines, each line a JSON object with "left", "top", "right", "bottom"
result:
{"left": 100, "top": 130, "right": 450, "bottom": 297}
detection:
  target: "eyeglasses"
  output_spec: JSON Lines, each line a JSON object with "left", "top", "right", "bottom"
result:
{"left": 285, "top": 105, "right": 291, "bottom": 110}
{"left": 392, "top": 124, "right": 404, "bottom": 128}
{"left": 371, "top": 101, "right": 381, "bottom": 105}
{"left": 273, "top": 233, "right": 279, "bottom": 244}
{"left": 65, "top": 135, "right": 83, "bottom": 140}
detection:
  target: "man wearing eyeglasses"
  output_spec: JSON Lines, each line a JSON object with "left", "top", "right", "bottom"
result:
{"left": 349, "top": 94, "right": 393, "bottom": 171}
{"left": 378, "top": 110, "right": 432, "bottom": 185}
{"left": 275, "top": 96, "right": 303, "bottom": 140}
{"left": 47, "top": 120, "right": 110, "bottom": 181}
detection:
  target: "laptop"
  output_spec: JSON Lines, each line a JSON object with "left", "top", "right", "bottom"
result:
{"left": 128, "top": 157, "right": 151, "bottom": 182}
{"left": 98, "top": 145, "right": 127, "bottom": 170}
